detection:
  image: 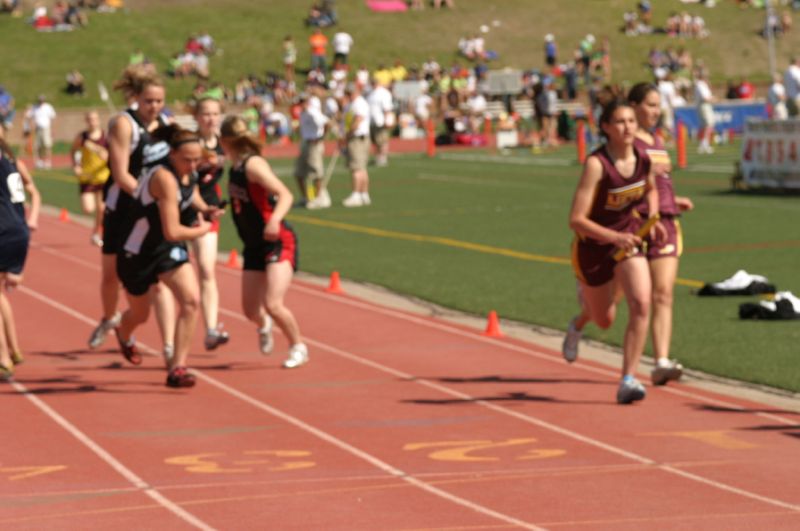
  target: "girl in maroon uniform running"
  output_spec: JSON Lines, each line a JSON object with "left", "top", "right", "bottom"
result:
{"left": 628, "top": 82, "right": 694, "bottom": 387}
{"left": 220, "top": 116, "right": 308, "bottom": 369}
{"left": 563, "top": 100, "right": 665, "bottom": 404}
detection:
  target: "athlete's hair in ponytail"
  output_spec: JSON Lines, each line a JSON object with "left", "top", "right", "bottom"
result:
{"left": 112, "top": 64, "right": 164, "bottom": 97}
{"left": 151, "top": 124, "right": 200, "bottom": 150}
{"left": 220, "top": 115, "right": 262, "bottom": 157}
{"left": 627, "top": 82, "right": 658, "bottom": 105}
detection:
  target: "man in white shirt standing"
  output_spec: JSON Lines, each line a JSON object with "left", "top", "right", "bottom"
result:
{"left": 24, "top": 94, "right": 56, "bottom": 169}
{"left": 768, "top": 74, "right": 788, "bottom": 120}
{"left": 367, "top": 82, "right": 394, "bottom": 167}
{"left": 332, "top": 29, "right": 353, "bottom": 69}
{"left": 295, "top": 91, "right": 330, "bottom": 208}
{"left": 783, "top": 57, "right": 800, "bottom": 117}
{"left": 693, "top": 72, "right": 715, "bottom": 154}
{"left": 341, "top": 84, "right": 371, "bottom": 207}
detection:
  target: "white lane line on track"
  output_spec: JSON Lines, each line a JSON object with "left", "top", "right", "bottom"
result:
{"left": 18, "top": 285, "right": 545, "bottom": 531}
{"left": 34, "top": 219, "right": 800, "bottom": 425}
{"left": 14, "top": 289, "right": 216, "bottom": 531}
{"left": 239, "top": 304, "right": 800, "bottom": 514}
{"left": 31, "top": 224, "right": 800, "bottom": 512}
{"left": 282, "top": 277, "right": 800, "bottom": 428}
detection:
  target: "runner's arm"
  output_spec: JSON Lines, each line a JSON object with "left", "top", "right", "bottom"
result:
{"left": 107, "top": 115, "right": 138, "bottom": 195}
{"left": 16, "top": 160, "right": 40, "bottom": 231}
{"left": 151, "top": 168, "right": 209, "bottom": 241}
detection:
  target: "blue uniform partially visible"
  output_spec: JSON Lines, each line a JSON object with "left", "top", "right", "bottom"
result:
{"left": 0, "top": 151, "right": 29, "bottom": 275}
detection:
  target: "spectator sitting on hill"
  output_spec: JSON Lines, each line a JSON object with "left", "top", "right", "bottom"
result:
{"left": 196, "top": 30, "right": 215, "bottom": 54}
{"left": 65, "top": 69, "right": 85, "bottom": 96}
{"left": 390, "top": 59, "right": 407, "bottom": 83}
{"left": 129, "top": 48, "right": 145, "bottom": 65}
{"left": 738, "top": 76, "right": 755, "bottom": 99}
{"left": 306, "top": 1, "right": 335, "bottom": 28}
{"left": 1, "top": 0, "right": 20, "bottom": 14}
{"left": 422, "top": 57, "right": 441, "bottom": 80}
{"left": 65, "top": 2, "right": 87, "bottom": 26}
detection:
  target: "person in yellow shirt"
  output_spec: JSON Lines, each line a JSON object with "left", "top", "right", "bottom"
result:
{"left": 373, "top": 64, "right": 392, "bottom": 88}
{"left": 70, "top": 111, "right": 110, "bottom": 246}
{"left": 390, "top": 59, "right": 407, "bottom": 83}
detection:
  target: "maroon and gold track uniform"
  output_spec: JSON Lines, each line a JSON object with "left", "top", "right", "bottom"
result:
{"left": 634, "top": 135, "right": 682, "bottom": 260}
{"left": 572, "top": 144, "right": 651, "bottom": 286}
{"left": 229, "top": 155, "right": 298, "bottom": 271}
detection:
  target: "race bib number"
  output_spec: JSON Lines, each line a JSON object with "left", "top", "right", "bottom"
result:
{"left": 6, "top": 172, "right": 25, "bottom": 203}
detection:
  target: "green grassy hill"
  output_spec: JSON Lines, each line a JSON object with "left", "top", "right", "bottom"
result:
{"left": 1, "top": 0, "right": 797, "bottom": 109}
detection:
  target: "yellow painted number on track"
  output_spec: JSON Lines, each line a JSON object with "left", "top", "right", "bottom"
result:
{"left": 0, "top": 465, "right": 66, "bottom": 481}
{"left": 165, "top": 450, "right": 315, "bottom": 474}
{"left": 404, "top": 438, "right": 565, "bottom": 462}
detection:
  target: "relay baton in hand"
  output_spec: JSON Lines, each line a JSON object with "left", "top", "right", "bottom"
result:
{"left": 612, "top": 214, "right": 660, "bottom": 262}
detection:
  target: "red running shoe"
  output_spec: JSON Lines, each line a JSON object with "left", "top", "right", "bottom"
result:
{"left": 166, "top": 366, "right": 196, "bottom": 388}
{"left": 114, "top": 329, "right": 142, "bottom": 365}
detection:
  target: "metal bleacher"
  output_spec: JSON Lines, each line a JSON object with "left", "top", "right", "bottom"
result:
{"left": 485, "top": 99, "right": 586, "bottom": 121}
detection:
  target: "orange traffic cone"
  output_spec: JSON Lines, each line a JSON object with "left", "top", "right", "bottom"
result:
{"left": 225, "top": 249, "right": 240, "bottom": 269}
{"left": 59, "top": 208, "right": 70, "bottom": 222}
{"left": 325, "top": 271, "right": 344, "bottom": 294}
{"left": 482, "top": 310, "right": 503, "bottom": 338}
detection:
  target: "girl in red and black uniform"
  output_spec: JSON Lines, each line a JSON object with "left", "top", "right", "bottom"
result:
{"left": 220, "top": 115, "right": 308, "bottom": 369}
{"left": 115, "top": 125, "right": 220, "bottom": 387}
{"left": 629, "top": 82, "right": 694, "bottom": 387}
{"left": 564, "top": 99, "right": 665, "bottom": 404}
{"left": 187, "top": 98, "right": 229, "bottom": 350}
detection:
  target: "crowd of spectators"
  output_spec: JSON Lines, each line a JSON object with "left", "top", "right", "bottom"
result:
{"left": 622, "top": 2, "right": 709, "bottom": 39}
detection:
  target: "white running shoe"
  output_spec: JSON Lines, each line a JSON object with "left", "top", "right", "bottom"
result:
{"left": 88, "top": 312, "right": 121, "bottom": 349}
{"left": 651, "top": 359, "right": 684, "bottom": 386}
{"left": 258, "top": 317, "right": 274, "bottom": 355}
{"left": 617, "top": 377, "right": 647, "bottom": 404}
{"left": 204, "top": 325, "right": 230, "bottom": 351}
{"left": 562, "top": 317, "right": 582, "bottom": 363}
{"left": 283, "top": 343, "right": 309, "bottom": 369}
{"left": 342, "top": 192, "right": 364, "bottom": 208}
{"left": 360, "top": 192, "right": 371, "bottom": 206}
{"left": 307, "top": 188, "right": 332, "bottom": 210}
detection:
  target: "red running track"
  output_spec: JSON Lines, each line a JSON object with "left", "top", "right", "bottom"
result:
{"left": 2, "top": 212, "right": 799, "bottom": 530}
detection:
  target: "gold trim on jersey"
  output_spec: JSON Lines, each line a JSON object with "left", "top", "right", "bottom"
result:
{"left": 604, "top": 179, "right": 646, "bottom": 211}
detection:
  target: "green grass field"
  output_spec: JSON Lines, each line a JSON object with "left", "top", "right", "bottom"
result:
{"left": 2, "top": 0, "right": 798, "bottom": 109}
{"left": 32, "top": 140, "right": 800, "bottom": 393}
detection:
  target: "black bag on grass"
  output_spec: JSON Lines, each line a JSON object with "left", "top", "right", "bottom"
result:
{"left": 698, "top": 270, "right": 776, "bottom": 296}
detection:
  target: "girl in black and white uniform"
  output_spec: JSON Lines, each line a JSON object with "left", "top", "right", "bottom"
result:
{"left": 188, "top": 97, "right": 229, "bottom": 350}
{"left": 88, "top": 66, "right": 177, "bottom": 367}
{"left": 0, "top": 129, "right": 40, "bottom": 379}
{"left": 115, "top": 125, "right": 221, "bottom": 388}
